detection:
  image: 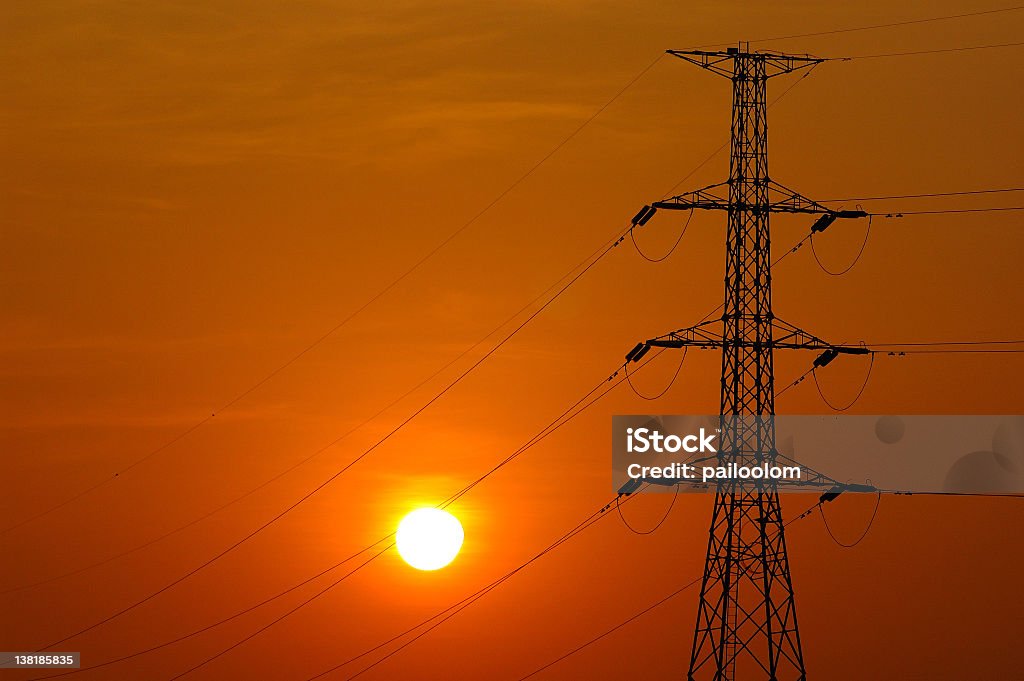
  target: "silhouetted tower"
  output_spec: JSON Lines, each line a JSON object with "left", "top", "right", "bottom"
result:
{"left": 627, "top": 44, "right": 868, "bottom": 680}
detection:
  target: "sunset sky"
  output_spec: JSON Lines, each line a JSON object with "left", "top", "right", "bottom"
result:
{"left": 2, "top": 1, "right": 1023, "bottom": 679}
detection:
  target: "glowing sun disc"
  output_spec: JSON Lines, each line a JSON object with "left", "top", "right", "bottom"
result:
{"left": 396, "top": 508, "right": 464, "bottom": 571}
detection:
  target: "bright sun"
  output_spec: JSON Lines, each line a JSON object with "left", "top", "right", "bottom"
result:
{"left": 396, "top": 508, "right": 464, "bottom": 571}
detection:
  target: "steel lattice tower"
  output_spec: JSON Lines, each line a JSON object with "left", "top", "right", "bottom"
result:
{"left": 625, "top": 44, "right": 869, "bottom": 680}
{"left": 690, "top": 46, "right": 805, "bottom": 681}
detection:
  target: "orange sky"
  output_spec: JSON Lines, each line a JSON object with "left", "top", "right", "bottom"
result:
{"left": 2, "top": 2, "right": 1023, "bottom": 679}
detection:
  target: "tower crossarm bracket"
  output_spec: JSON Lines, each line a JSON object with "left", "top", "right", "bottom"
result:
{"left": 666, "top": 48, "right": 826, "bottom": 79}
{"left": 647, "top": 179, "right": 867, "bottom": 218}
{"left": 648, "top": 182, "right": 730, "bottom": 214}
{"left": 766, "top": 180, "right": 866, "bottom": 217}
{"left": 631, "top": 317, "right": 873, "bottom": 356}
{"left": 644, "top": 319, "right": 724, "bottom": 350}
{"left": 770, "top": 317, "right": 872, "bottom": 354}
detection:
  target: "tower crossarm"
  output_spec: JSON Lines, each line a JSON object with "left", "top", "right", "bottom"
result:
{"left": 644, "top": 319, "right": 723, "bottom": 349}
{"left": 649, "top": 181, "right": 730, "bottom": 213}
{"left": 647, "top": 180, "right": 867, "bottom": 218}
{"left": 771, "top": 317, "right": 872, "bottom": 354}
{"left": 666, "top": 48, "right": 826, "bottom": 79}
{"left": 766, "top": 180, "right": 866, "bottom": 217}
{"left": 633, "top": 317, "right": 873, "bottom": 355}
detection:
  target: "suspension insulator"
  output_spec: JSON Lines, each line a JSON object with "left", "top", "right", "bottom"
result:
{"left": 811, "top": 213, "right": 837, "bottom": 233}
{"left": 814, "top": 348, "right": 839, "bottom": 368}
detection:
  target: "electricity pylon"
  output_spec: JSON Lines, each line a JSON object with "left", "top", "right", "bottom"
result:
{"left": 625, "top": 45, "right": 868, "bottom": 680}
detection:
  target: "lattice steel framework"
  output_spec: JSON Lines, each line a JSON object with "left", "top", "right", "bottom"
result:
{"left": 693, "top": 47, "right": 803, "bottom": 681}
{"left": 630, "top": 45, "right": 867, "bottom": 680}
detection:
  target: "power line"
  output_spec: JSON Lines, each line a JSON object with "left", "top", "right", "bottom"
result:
{"left": 880, "top": 490, "right": 1024, "bottom": 498}
{"left": 776, "top": 367, "right": 814, "bottom": 397}
{"left": 693, "top": 6, "right": 1024, "bottom": 48}
{"left": 863, "top": 340, "right": 1024, "bottom": 347}
{"left": 811, "top": 354, "right": 875, "bottom": 412}
{"left": 885, "top": 348, "right": 1024, "bottom": 354}
{"left": 822, "top": 187, "right": 1024, "bottom": 202}
{"left": 516, "top": 576, "right": 702, "bottom": 680}
{"left": 0, "top": 52, "right": 665, "bottom": 538}
{"left": 630, "top": 208, "right": 693, "bottom": 262}
{"left": 810, "top": 215, "right": 871, "bottom": 276}
{"left": 28, "top": 225, "right": 632, "bottom": 653}
{"left": 876, "top": 206, "right": 1024, "bottom": 215}
{"left": 784, "top": 345, "right": 1024, "bottom": 405}
{"left": 437, "top": 356, "right": 633, "bottom": 508}
{"left": 820, "top": 493, "right": 882, "bottom": 548}
{"left": 164, "top": 540, "right": 395, "bottom": 681}
{"left": 615, "top": 486, "right": 679, "bottom": 535}
{"left": 1, "top": 217, "right": 631, "bottom": 597}
{"left": 830, "top": 340, "right": 1024, "bottom": 355}
{"left": 624, "top": 348, "right": 688, "bottom": 401}
{"left": 156, "top": 541, "right": 393, "bottom": 681}
{"left": 841, "top": 41, "right": 1024, "bottom": 60}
